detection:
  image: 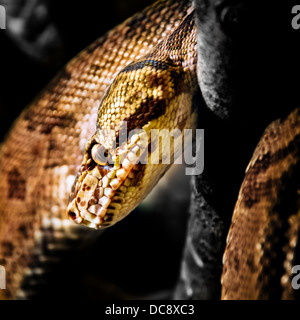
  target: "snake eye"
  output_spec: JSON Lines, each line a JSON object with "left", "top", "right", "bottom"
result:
{"left": 91, "top": 144, "right": 111, "bottom": 166}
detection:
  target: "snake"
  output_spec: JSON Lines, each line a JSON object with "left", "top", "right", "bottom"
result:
{"left": 0, "top": 0, "right": 299, "bottom": 300}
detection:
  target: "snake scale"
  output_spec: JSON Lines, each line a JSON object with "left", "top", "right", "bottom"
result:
{"left": 0, "top": 0, "right": 299, "bottom": 299}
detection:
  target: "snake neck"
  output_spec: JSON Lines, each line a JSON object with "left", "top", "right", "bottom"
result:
{"left": 67, "top": 9, "right": 199, "bottom": 229}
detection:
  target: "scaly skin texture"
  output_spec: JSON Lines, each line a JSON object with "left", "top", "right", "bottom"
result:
{"left": 221, "top": 108, "right": 300, "bottom": 300}
{"left": 172, "top": 0, "right": 300, "bottom": 300}
{"left": 0, "top": 0, "right": 300, "bottom": 300}
{"left": 67, "top": 11, "right": 197, "bottom": 228}
{"left": 0, "top": 0, "right": 191, "bottom": 299}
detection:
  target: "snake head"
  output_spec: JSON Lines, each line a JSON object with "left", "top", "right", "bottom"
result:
{"left": 66, "top": 9, "right": 198, "bottom": 229}
{"left": 66, "top": 128, "right": 149, "bottom": 229}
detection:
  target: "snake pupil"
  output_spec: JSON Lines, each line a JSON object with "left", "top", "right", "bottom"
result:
{"left": 91, "top": 143, "right": 111, "bottom": 166}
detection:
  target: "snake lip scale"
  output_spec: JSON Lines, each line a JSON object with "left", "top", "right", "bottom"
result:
{"left": 67, "top": 131, "right": 149, "bottom": 228}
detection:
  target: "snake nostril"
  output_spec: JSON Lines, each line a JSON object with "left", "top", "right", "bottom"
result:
{"left": 68, "top": 211, "right": 77, "bottom": 220}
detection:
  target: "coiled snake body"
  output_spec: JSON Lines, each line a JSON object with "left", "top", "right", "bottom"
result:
{"left": 0, "top": 0, "right": 299, "bottom": 299}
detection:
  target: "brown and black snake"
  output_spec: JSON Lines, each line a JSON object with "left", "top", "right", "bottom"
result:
{"left": 0, "top": 0, "right": 299, "bottom": 299}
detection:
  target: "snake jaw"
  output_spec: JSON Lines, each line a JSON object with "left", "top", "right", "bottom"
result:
{"left": 67, "top": 132, "right": 148, "bottom": 228}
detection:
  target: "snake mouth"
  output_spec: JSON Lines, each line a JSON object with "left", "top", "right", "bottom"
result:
{"left": 67, "top": 164, "right": 115, "bottom": 227}
{"left": 67, "top": 132, "right": 148, "bottom": 228}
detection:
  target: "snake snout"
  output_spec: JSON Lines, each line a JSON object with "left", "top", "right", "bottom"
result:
{"left": 67, "top": 209, "right": 78, "bottom": 222}
{"left": 67, "top": 142, "right": 150, "bottom": 228}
